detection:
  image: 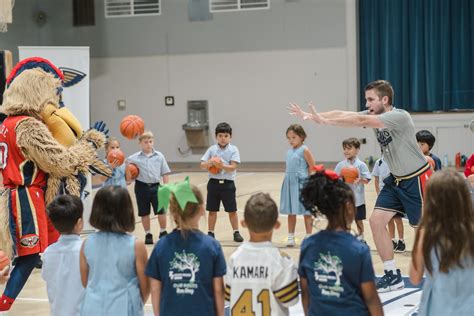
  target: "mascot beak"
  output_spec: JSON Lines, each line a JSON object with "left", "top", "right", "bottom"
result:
{"left": 41, "top": 103, "right": 83, "bottom": 147}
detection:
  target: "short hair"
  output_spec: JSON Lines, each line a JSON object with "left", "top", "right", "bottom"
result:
{"left": 416, "top": 130, "right": 436, "bottom": 150}
{"left": 365, "top": 80, "right": 394, "bottom": 105}
{"left": 286, "top": 124, "right": 307, "bottom": 141}
{"left": 342, "top": 137, "right": 361, "bottom": 149}
{"left": 215, "top": 122, "right": 232, "bottom": 136}
{"left": 138, "top": 130, "right": 153, "bottom": 142}
{"left": 89, "top": 186, "right": 135, "bottom": 233}
{"left": 244, "top": 193, "right": 278, "bottom": 233}
{"left": 105, "top": 137, "right": 120, "bottom": 150}
{"left": 47, "top": 195, "right": 83, "bottom": 233}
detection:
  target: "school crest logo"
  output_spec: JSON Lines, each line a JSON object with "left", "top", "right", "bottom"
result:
{"left": 20, "top": 235, "right": 40, "bottom": 248}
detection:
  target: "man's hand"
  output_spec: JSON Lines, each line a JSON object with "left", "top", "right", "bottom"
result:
{"left": 288, "top": 102, "right": 326, "bottom": 124}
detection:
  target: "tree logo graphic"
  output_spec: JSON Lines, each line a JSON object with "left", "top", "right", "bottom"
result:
{"left": 314, "top": 252, "right": 343, "bottom": 286}
{"left": 169, "top": 250, "right": 201, "bottom": 283}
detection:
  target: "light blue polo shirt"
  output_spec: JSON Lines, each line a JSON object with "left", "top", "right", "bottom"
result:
{"left": 201, "top": 144, "right": 240, "bottom": 181}
{"left": 335, "top": 157, "right": 371, "bottom": 207}
{"left": 372, "top": 157, "right": 391, "bottom": 191}
{"left": 126, "top": 150, "right": 171, "bottom": 184}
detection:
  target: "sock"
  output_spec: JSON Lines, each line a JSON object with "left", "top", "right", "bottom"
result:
{"left": 160, "top": 228, "right": 166, "bottom": 233}
{"left": 145, "top": 230, "right": 151, "bottom": 235}
{"left": 359, "top": 233, "right": 365, "bottom": 240}
{"left": 392, "top": 238, "right": 397, "bottom": 242}
{"left": 383, "top": 259, "right": 397, "bottom": 274}
{"left": 208, "top": 230, "right": 214, "bottom": 233}
{"left": 288, "top": 233, "right": 295, "bottom": 238}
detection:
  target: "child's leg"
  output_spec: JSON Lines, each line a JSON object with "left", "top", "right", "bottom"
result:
{"left": 387, "top": 218, "right": 396, "bottom": 240}
{"left": 356, "top": 220, "right": 364, "bottom": 236}
{"left": 288, "top": 215, "right": 297, "bottom": 234}
{"left": 142, "top": 215, "right": 151, "bottom": 231}
{"left": 304, "top": 215, "right": 313, "bottom": 235}
{"left": 394, "top": 216, "right": 404, "bottom": 240}
{"left": 157, "top": 214, "right": 167, "bottom": 230}
{"left": 228, "top": 211, "right": 239, "bottom": 230}
{"left": 208, "top": 211, "right": 218, "bottom": 231}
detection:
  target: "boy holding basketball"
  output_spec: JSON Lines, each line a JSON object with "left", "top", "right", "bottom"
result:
{"left": 201, "top": 122, "right": 244, "bottom": 242}
{"left": 334, "top": 138, "right": 371, "bottom": 242}
{"left": 127, "top": 131, "right": 171, "bottom": 245}
{"left": 42, "top": 195, "right": 85, "bottom": 316}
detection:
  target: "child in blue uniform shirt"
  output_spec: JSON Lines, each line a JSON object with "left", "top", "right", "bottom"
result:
{"left": 298, "top": 165, "right": 383, "bottom": 316}
{"left": 334, "top": 138, "right": 371, "bottom": 242}
{"left": 101, "top": 137, "right": 127, "bottom": 188}
{"left": 201, "top": 122, "right": 243, "bottom": 242}
{"left": 146, "top": 178, "right": 226, "bottom": 316}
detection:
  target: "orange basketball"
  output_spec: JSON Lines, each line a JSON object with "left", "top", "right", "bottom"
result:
{"left": 126, "top": 163, "right": 139, "bottom": 180}
{"left": 107, "top": 149, "right": 125, "bottom": 165}
{"left": 0, "top": 250, "right": 10, "bottom": 270}
{"left": 425, "top": 156, "right": 435, "bottom": 170}
{"left": 208, "top": 156, "right": 222, "bottom": 175}
{"left": 340, "top": 166, "right": 359, "bottom": 184}
{"left": 120, "top": 115, "right": 145, "bottom": 140}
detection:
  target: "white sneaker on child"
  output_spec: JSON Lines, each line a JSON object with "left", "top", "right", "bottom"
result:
{"left": 286, "top": 235, "right": 296, "bottom": 247}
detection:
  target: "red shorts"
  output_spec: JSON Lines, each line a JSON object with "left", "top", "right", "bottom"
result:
{"left": 9, "top": 186, "right": 59, "bottom": 256}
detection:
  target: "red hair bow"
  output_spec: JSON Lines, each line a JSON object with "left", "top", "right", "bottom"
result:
{"left": 312, "top": 164, "right": 340, "bottom": 181}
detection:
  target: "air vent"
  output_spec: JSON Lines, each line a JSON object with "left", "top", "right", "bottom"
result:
{"left": 210, "top": 0, "right": 269, "bottom": 12}
{"left": 105, "top": 0, "right": 160, "bottom": 18}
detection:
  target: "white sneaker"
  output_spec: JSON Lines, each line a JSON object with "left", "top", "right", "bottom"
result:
{"left": 286, "top": 236, "right": 296, "bottom": 247}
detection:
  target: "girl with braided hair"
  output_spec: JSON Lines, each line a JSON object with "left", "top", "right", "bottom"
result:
{"left": 298, "top": 165, "right": 383, "bottom": 316}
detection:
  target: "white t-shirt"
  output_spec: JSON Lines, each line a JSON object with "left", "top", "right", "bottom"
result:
{"left": 372, "top": 157, "right": 391, "bottom": 191}
{"left": 225, "top": 241, "right": 299, "bottom": 316}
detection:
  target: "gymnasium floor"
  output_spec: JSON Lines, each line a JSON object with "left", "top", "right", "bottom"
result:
{"left": 1, "top": 169, "right": 421, "bottom": 315}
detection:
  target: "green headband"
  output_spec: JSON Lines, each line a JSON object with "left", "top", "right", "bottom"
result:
{"left": 158, "top": 177, "right": 198, "bottom": 212}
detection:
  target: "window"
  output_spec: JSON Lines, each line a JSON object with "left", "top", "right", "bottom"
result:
{"left": 210, "top": 0, "right": 270, "bottom": 13}
{"left": 105, "top": 0, "right": 160, "bottom": 18}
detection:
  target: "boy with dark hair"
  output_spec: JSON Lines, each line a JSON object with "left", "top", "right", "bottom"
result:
{"left": 334, "top": 137, "right": 371, "bottom": 242}
{"left": 201, "top": 122, "right": 243, "bottom": 242}
{"left": 225, "top": 193, "right": 299, "bottom": 315}
{"left": 416, "top": 129, "right": 442, "bottom": 170}
{"left": 42, "top": 195, "right": 85, "bottom": 316}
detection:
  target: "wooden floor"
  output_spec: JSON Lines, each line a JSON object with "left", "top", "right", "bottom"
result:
{"left": 1, "top": 171, "right": 416, "bottom": 315}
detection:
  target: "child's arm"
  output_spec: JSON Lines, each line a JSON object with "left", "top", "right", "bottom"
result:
{"left": 300, "top": 277, "right": 310, "bottom": 315}
{"left": 354, "top": 163, "right": 371, "bottom": 184}
{"left": 304, "top": 147, "right": 316, "bottom": 174}
{"left": 79, "top": 241, "right": 88, "bottom": 287}
{"left": 135, "top": 239, "right": 150, "bottom": 302}
{"left": 213, "top": 276, "right": 225, "bottom": 316}
{"left": 374, "top": 176, "right": 380, "bottom": 195}
{"left": 360, "top": 281, "right": 383, "bottom": 316}
{"left": 409, "top": 228, "right": 425, "bottom": 285}
{"left": 150, "top": 278, "right": 161, "bottom": 316}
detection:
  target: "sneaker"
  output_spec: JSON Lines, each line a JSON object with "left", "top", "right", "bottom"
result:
{"left": 208, "top": 231, "right": 215, "bottom": 238}
{"left": 392, "top": 240, "right": 397, "bottom": 250}
{"left": 35, "top": 257, "right": 43, "bottom": 269}
{"left": 287, "top": 236, "right": 296, "bottom": 247}
{"left": 395, "top": 240, "right": 406, "bottom": 253}
{"left": 159, "top": 231, "right": 168, "bottom": 239}
{"left": 233, "top": 231, "right": 244, "bottom": 242}
{"left": 376, "top": 269, "right": 405, "bottom": 293}
{"left": 145, "top": 233, "right": 153, "bottom": 245}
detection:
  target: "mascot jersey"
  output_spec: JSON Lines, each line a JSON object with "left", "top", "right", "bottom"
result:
{"left": 0, "top": 115, "right": 59, "bottom": 256}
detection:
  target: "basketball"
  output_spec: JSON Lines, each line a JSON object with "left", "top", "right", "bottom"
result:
{"left": 340, "top": 166, "right": 359, "bottom": 184}
{"left": 120, "top": 115, "right": 145, "bottom": 140}
{"left": 126, "top": 163, "right": 139, "bottom": 179}
{"left": 208, "top": 156, "right": 222, "bottom": 174}
{"left": 0, "top": 250, "right": 10, "bottom": 270}
{"left": 107, "top": 149, "right": 125, "bottom": 165}
{"left": 425, "top": 156, "right": 435, "bottom": 169}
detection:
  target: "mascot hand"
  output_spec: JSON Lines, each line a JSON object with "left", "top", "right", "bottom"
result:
{"left": 91, "top": 121, "right": 109, "bottom": 139}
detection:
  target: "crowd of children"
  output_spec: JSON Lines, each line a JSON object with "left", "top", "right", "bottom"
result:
{"left": 2, "top": 111, "right": 473, "bottom": 316}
